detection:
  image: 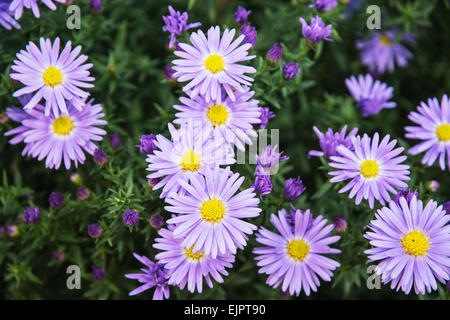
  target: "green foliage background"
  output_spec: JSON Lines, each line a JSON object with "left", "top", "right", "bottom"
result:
{"left": 0, "top": 0, "right": 449, "bottom": 299}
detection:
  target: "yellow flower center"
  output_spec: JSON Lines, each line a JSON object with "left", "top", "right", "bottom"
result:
{"left": 360, "top": 160, "right": 379, "bottom": 178}
{"left": 207, "top": 104, "right": 228, "bottom": 126}
{"left": 436, "top": 124, "right": 450, "bottom": 142}
{"left": 52, "top": 116, "right": 74, "bottom": 136}
{"left": 287, "top": 239, "right": 310, "bottom": 262}
{"left": 42, "top": 65, "right": 63, "bottom": 87}
{"left": 401, "top": 230, "right": 430, "bottom": 257}
{"left": 380, "top": 34, "right": 392, "bottom": 46}
{"left": 180, "top": 150, "right": 201, "bottom": 172}
{"left": 204, "top": 54, "right": 225, "bottom": 73}
{"left": 200, "top": 196, "right": 226, "bottom": 223}
{"left": 184, "top": 245, "right": 205, "bottom": 261}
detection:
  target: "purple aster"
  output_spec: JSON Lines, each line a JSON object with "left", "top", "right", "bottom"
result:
{"left": 153, "top": 226, "right": 235, "bottom": 293}
{"left": 162, "top": 5, "right": 201, "bottom": 49}
{"left": 93, "top": 148, "right": 107, "bottom": 165}
{"left": 0, "top": 0, "right": 20, "bottom": 30}
{"left": 253, "top": 208, "right": 340, "bottom": 296}
{"left": 165, "top": 167, "right": 261, "bottom": 258}
{"left": 123, "top": 209, "right": 139, "bottom": 226}
{"left": 92, "top": 266, "right": 105, "bottom": 281}
{"left": 233, "top": 6, "right": 251, "bottom": 24}
{"left": 364, "top": 196, "right": 450, "bottom": 295}
{"left": 164, "top": 64, "right": 177, "bottom": 82}
{"left": 125, "top": 253, "right": 170, "bottom": 299}
{"left": 136, "top": 134, "right": 157, "bottom": 154}
{"left": 345, "top": 74, "right": 396, "bottom": 117}
{"left": 11, "top": 37, "right": 95, "bottom": 117}
{"left": 5, "top": 100, "right": 107, "bottom": 169}
{"left": 282, "top": 62, "right": 300, "bottom": 79}
{"left": 310, "top": 0, "right": 338, "bottom": 11}
{"left": 256, "top": 144, "right": 289, "bottom": 175}
{"left": 239, "top": 24, "right": 257, "bottom": 48}
{"left": 89, "top": 0, "right": 101, "bottom": 13}
{"left": 9, "top": 0, "right": 65, "bottom": 19}
{"left": 393, "top": 188, "right": 418, "bottom": 206}
{"left": 357, "top": 30, "right": 414, "bottom": 75}
{"left": 108, "top": 132, "right": 121, "bottom": 149}
{"left": 259, "top": 107, "right": 275, "bottom": 129}
{"left": 146, "top": 121, "right": 235, "bottom": 199}
{"left": 284, "top": 177, "right": 306, "bottom": 201}
{"left": 49, "top": 191, "right": 64, "bottom": 208}
{"left": 174, "top": 87, "right": 261, "bottom": 151}
{"left": 76, "top": 186, "right": 89, "bottom": 200}
{"left": 150, "top": 214, "right": 164, "bottom": 228}
{"left": 88, "top": 223, "right": 102, "bottom": 238}
{"left": 252, "top": 170, "right": 273, "bottom": 196}
{"left": 329, "top": 133, "right": 410, "bottom": 209}
{"left": 267, "top": 43, "right": 282, "bottom": 64}
{"left": 308, "top": 125, "right": 358, "bottom": 159}
{"left": 333, "top": 216, "right": 347, "bottom": 232}
{"left": 405, "top": 95, "right": 450, "bottom": 171}
{"left": 23, "top": 206, "right": 40, "bottom": 224}
{"left": 172, "top": 26, "right": 256, "bottom": 103}
{"left": 299, "top": 16, "right": 332, "bottom": 43}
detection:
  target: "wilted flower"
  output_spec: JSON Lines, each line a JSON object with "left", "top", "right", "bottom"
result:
{"left": 283, "top": 62, "right": 300, "bottom": 79}
{"left": 88, "top": 223, "right": 102, "bottom": 238}
{"left": 284, "top": 177, "right": 306, "bottom": 201}
{"left": 93, "top": 148, "right": 107, "bottom": 165}
{"left": 22, "top": 207, "right": 40, "bottom": 224}
{"left": 267, "top": 43, "right": 282, "bottom": 64}
{"left": 49, "top": 192, "right": 64, "bottom": 208}
{"left": 233, "top": 6, "right": 251, "bottom": 24}
{"left": 123, "top": 210, "right": 139, "bottom": 226}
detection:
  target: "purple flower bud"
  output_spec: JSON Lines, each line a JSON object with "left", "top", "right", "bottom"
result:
{"left": 76, "top": 186, "right": 90, "bottom": 200}
{"left": 284, "top": 177, "right": 306, "bottom": 202}
{"left": 239, "top": 24, "right": 257, "bottom": 48}
{"left": 92, "top": 266, "right": 106, "bottom": 281}
{"left": 259, "top": 107, "right": 275, "bottom": 129}
{"left": 267, "top": 43, "right": 282, "bottom": 64}
{"left": 89, "top": 0, "right": 102, "bottom": 13}
{"left": 137, "top": 134, "right": 158, "bottom": 154}
{"left": 393, "top": 189, "right": 418, "bottom": 206}
{"left": 443, "top": 201, "right": 450, "bottom": 215}
{"left": 49, "top": 192, "right": 64, "bottom": 208}
{"left": 310, "top": 0, "right": 338, "bottom": 12}
{"left": 427, "top": 180, "right": 440, "bottom": 192}
{"left": 108, "top": 132, "right": 121, "bottom": 149}
{"left": 333, "top": 216, "right": 347, "bottom": 232}
{"left": 283, "top": 62, "right": 300, "bottom": 79}
{"left": 52, "top": 250, "right": 65, "bottom": 262}
{"left": 70, "top": 172, "right": 82, "bottom": 185}
{"left": 162, "top": 6, "right": 201, "bottom": 49}
{"left": 22, "top": 207, "right": 40, "bottom": 224}
{"left": 123, "top": 210, "right": 139, "bottom": 226}
{"left": 150, "top": 214, "right": 164, "bottom": 228}
{"left": 299, "top": 16, "right": 333, "bottom": 43}
{"left": 0, "top": 113, "right": 8, "bottom": 124}
{"left": 251, "top": 172, "right": 272, "bottom": 196}
{"left": 88, "top": 223, "right": 102, "bottom": 238}
{"left": 148, "top": 178, "right": 160, "bottom": 188}
{"left": 93, "top": 148, "right": 107, "bottom": 165}
{"left": 233, "top": 6, "right": 251, "bottom": 24}
{"left": 164, "top": 65, "right": 177, "bottom": 82}
{"left": 6, "top": 225, "right": 18, "bottom": 237}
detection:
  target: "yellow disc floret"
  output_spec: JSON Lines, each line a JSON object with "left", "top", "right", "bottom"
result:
{"left": 436, "top": 124, "right": 450, "bottom": 142}
{"left": 52, "top": 116, "right": 74, "bottom": 136}
{"left": 286, "top": 239, "right": 310, "bottom": 262}
{"left": 380, "top": 34, "right": 392, "bottom": 46}
{"left": 184, "top": 246, "right": 205, "bottom": 261}
{"left": 360, "top": 160, "right": 379, "bottom": 178}
{"left": 200, "top": 196, "right": 226, "bottom": 223}
{"left": 401, "top": 230, "right": 430, "bottom": 257}
{"left": 180, "top": 150, "right": 201, "bottom": 172}
{"left": 42, "top": 65, "right": 63, "bottom": 87}
{"left": 204, "top": 54, "right": 225, "bottom": 73}
{"left": 207, "top": 104, "right": 228, "bottom": 126}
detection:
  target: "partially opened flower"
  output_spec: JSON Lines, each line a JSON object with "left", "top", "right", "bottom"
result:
{"left": 310, "top": 0, "right": 338, "bottom": 12}
{"left": 162, "top": 5, "right": 201, "bottom": 49}
{"left": 165, "top": 167, "right": 261, "bottom": 258}
{"left": 308, "top": 125, "right": 358, "bottom": 159}
{"left": 299, "top": 16, "right": 332, "bottom": 43}
{"left": 0, "top": 1, "right": 20, "bottom": 30}
{"left": 9, "top": 0, "right": 65, "bottom": 19}
{"left": 405, "top": 95, "right": 450, "bottom": 171}
{"left": 364, "top": 196, "right": 450, "bottom": 295}
{"left": 172, "top": 26, "right": 256, "bottom": 102}
{"left": 253, "top": 208, "right": 341, "bottom": 296}
{"left": 5, "top": 99, "right": 107, "bottom": 170}
{"left": 329, "top": 133, "right": 410, "bottom": 209}
{"left": 256, "top": 144, "right": 289, "bottom": 175}
{"left": 11, "top": 37, "right": 94, "bottom": 117}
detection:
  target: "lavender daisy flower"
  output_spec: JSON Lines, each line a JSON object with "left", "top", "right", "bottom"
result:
{"left": 137, "top": 134, "right": 157, "bottom": 154}
{"left": 329, "top": 133, "right": 410, "bottom": 209}
{"left": 239, "top": 24, "right": 257, "bottom": 48}
{"left": 393, "top": 188, "right": 418, "bottom": 206}
{"left": 299, "top": 16, "right": 332, "bottom": 43}
{"left": 153, "top": 226, "right": 235, "bottom": 293}
{"left": 146, "top": 121, "right": 235, "bottom": 199}
{"left": 125, "top": 253, "right": 170, "bottom": 300}
{"left": 23, "top": 207, "right": 40, "bottom": 224}
{"left": 49, "top": 192, "right": 64, "bottom": 208}
{"left": 162, "top": 5, "right": 201, "bottom": 49}
{"left": 253, "top": 209, "right": 340, "bottom": 296}
{"left": 284, "top": 177, "right": 306, "bottom": 201}
{"left": 357, "top": 30, "right": 414, "bottom": 75}
{"left": 256, "top": 144, "right": 289, "bottom": 175}
{"left": 233, "top": 6, "right": 251, "bottom": 24}
{"left": 405, "top": 95, "right": 450, "bottom": 171}
{"left": 252, "top": 170, "right": 273, "bottom": 196}
{"left": 282, "top": 62, "right": 300, "bottom": 79}
{"left": 172, "top": 26, "right": 256, "bottom": 102}
{"left": 267, "top": 43, "right": 282, "bottom": 64}
{"left": 165, "top": 167, "right": 261, "bottom": 258}
{"left": 11, "top": 37, "right": 94, "bottom": 117}
{"left": 308, "top": 125, "right": 358, "bottom": 159}
{"left": 174, "top": 87, "right": 261, "bottom": 151}
{"left": 364, "top": 196, "right": 450, "bottom": 295}
{"left": 0, "top": 0, "right": 20, "bottom": 30}
{"left": 5, "top": 99, "right": 107, "bottom": 170}
{"left": 123, "top": 209, "right": 139, "bottom": 226}
{"left": 310, "top": 0, "right": 338, "bottom": 11}
{"left": 345, "top": 74, "right": 396, "bottom": 117}
{"left": 9, "top": 0, "right": 65, "bottom": 19}
{"left": 259, "top": 107, "right": 275, "bottom": 129}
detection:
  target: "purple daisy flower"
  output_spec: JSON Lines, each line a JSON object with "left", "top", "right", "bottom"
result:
{"left": 174, "top": 87, "right": 261, "bottom": 152}
{"left": 329, "top": 133, "right": 410, "bottom": 209}
{"left": 162, "top": 5, "right": 201, "bottom": 49}
{"left": 299, "top": 16, "right": 332, "bottom": 43}
{"left": 308, "top": 125, "right": 358, "bottom": 159}
{"left": 282, "top": 62, "right": 300, "bottom": 79}
{"left": 253, "top": 208, "right": 341, "bottom": 296}
{"left": 11, "top": 37, "right": 95, "bottom": 117}
{"left": 232, "top": 6, "right": 251, "bottom": 25}
{"left": 5, "top": 99, "right": 107, "bottom": 170}
{"left": 405, "top": 95, "right": 450, "bottom": 171}
{"left": 267, "top": 43, "right": 282, "bottom": 64}
{"left": 310, "top": 0, "right": 338, "bottom": 11}
{"left": 125, "top": 253, "right": 170, "bottom": 300}
{"left": 146, "top": 121, "right": 235, "bottom": 199}
{"left": 153, "top": 226, "right": 235, "bottom": 293}
{"left": 172, "top": 26, "right": 256, "bottom": 103}
{"left": 165, "top": 167, "right": 261, "bottom": 258}
{"left": 239, "top": 24, "right": 257, "bottom": 48}
{"left": 357, "top": 30, "right": 414, "bottom": 75}
{"left": 259, "top": 107, "right": 275, "bottom": 129}
{"left": 9, "top": 0, "right": 65, "bottom": 19}
{"left": 0, "top": 0, "right": 20, "bottom": 30}
{"left": 256, "top": 144, "right": 289, "bottom": 175}
{"left": 345, "top": 74, "right": 396, "bottom": 117}
{"left": 364, "top": 196, "right": 450, "bottom": 295}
